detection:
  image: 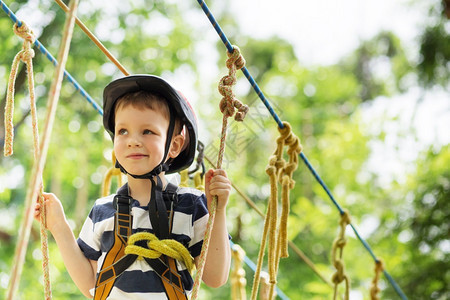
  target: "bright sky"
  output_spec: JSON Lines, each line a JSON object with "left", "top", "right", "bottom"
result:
{"left": 229, "top": 0, "right": 428, "bottom": 65}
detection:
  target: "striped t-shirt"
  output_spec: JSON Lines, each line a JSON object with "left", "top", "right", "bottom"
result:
{"left": 77, "top": 186, "right": 208, "bottom": 299}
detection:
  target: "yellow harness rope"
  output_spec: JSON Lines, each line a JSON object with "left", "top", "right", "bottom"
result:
{"left": 101, "top": 151, "right": 123, "bottom": 197}
{"left": 125, "top": 232, "right": 195, "bottom": 274}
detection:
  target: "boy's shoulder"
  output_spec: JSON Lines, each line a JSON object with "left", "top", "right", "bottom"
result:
{"left": 176, "top": 186, "right": 204, "bottom": 197}
{"left": 93, "top": 194, "right": 115, "bottom": 206}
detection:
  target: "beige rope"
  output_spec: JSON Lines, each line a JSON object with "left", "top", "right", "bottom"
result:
{"left": 191, "top": 45, "right": 248, "bottom": 299}
{"left": 331, "top": 210, "right": 351, "bottom": 300}
{"left": 370, "top": 259, "right": 384, "bottom": 300}
{"left": 231, "top": 244, "right": 247, "bottom": 300}
{"left": 3, "top": 20, "right": 53, "bottom": 299}
{"left": 7, "top": 1, "right": 80, "bottom": 299}
{"left": 251, "top": 122, "right": 302, "bottom": 300}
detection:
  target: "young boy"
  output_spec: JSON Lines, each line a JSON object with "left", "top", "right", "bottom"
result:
{"left": 35, "top": 75, "right": 231, "bottom": 299}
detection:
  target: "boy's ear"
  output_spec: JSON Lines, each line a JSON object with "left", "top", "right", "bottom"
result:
{"left": 168, "top": 134, "right": 185, "bottom": 159}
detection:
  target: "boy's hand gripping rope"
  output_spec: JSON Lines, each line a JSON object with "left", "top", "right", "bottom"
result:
{"left": 251, "top": 121, "right": 302, "bottom": 300}
{"left": 191, "top": 45, "right": 248, "bottom": 299}
{"left": 4, "top": 21, "right": 52, "bottom": 300}
{"left": 331, "top": 210, "right": 351, "bottom": 300}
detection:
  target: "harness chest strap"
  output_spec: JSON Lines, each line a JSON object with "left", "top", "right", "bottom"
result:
{"left": 94, "top": 183, "right": 188, "bottom": 300}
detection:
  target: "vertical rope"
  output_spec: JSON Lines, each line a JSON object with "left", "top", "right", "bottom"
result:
{"left": 191, "top": 45, "right": 248, "bottom": 299}
{"left": 3, "top": 20, "right": 52, "bottom": 299}
{"left": 250, "top": 122, "right": 302, "bottom": 300}
{"left": 101, "top": 151, "right": 123, "bottom": 197}
{"left": 6, "top": 0, "right": 79, "bottom": 298}
{"left": 370, "top": 260, "right": 384, "bottom": 300}
{"left": 231, "top": 244, "right": 247, "bottom": 300}
{"left": 331, "top": 210, "right": 351, "bottom": 300}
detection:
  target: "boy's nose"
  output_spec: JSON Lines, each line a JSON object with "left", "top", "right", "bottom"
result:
{"left": 127, "top": 136, "right": 142, "bottom": 147}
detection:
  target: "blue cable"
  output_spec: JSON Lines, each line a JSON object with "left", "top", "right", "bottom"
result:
{"left": 195, "top": 1, "right": 408, "bottom": 299}
{"left": 196, "top": 0, "right": 284, "bottom": 129}
{"left": 230, "top": 240, "right": 290, "bottom": 300}
{"left": 1, "top": 1, "right": 408, "bottom": 298}
{"left": 1, "top": 0, "right": 103, "bottom": 116}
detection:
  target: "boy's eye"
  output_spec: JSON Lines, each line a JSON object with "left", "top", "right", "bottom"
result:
{"left": 117, "top": 128, "right": 128, "bottom": 135}
{"left": 143, "top": 129, "right": 153, "bottom": 135}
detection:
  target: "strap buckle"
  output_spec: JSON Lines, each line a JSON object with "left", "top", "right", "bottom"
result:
{"left": 113, "top": 194, "right": 134, "bottom": 241}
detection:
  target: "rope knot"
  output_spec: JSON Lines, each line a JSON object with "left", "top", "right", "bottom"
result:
{"left": 125, "top": 232, "right": 195, "bottom": 273}
{"left": 331, "top": 259, "right": 346, "bottom": 284}
{"left": 333, "top": 236, "right": 347, "bottom": 249}
{"left": 278, "top": 122, "right": 292, "bottom": 140}
{"left": 19, "top": 48, "right": 35, "bottom": 61}
{"left": 13, "top": 22, "right": 35, "bottom": 43}
{"left": 226, "top": 45, "right": 245, "bottom": 70}
{"left": 265, "top": 164, "right": 277, "bottom": 176}
{"left": 340, "top": 210, "right": 351, "bottom": 227}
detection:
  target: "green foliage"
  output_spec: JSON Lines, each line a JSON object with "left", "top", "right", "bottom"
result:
{"left": 0, "top": 0, "right": 448, "bottom": 299}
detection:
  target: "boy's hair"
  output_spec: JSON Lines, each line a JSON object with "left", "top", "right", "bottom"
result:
{"left": 113, "top": 90, "right": 183, "bottom": 135}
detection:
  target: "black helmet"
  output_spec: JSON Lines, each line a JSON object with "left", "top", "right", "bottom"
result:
{"left": 103, "top": 75, "right": 198, "bottom": 174}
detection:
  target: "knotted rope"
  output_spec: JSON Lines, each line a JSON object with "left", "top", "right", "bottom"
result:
{"left": 4, "top": 22, "right": 35, "bottom": 157}
{"left": 125, "top": 232, "right": 195, "bottom": 273}
{"left": 251, "top": 121, "right": 302, "bottom": 300}
{"left": 3, "top": 21, "right": 52, "bottom": 300}
{"left": 101, "top": 151, "right": 123, "bottom": 197}
{"left": 7, "top": 1, "right": 79, "bottom": 299}
{"left": 231, "top": 244, "right": 247, "bottom": 300}
{"left": 370, "top": 259, "right": 384, "bottom": 300}
{"left": 191, "top": 45, "right": 248, "bottom": 299}
{"left": 331, "top": 210, "right": 351, "bottom": 300}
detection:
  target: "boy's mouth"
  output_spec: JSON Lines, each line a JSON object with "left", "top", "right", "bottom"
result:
{"left": 126, "top": 153, "right": 148, "bottom": 159}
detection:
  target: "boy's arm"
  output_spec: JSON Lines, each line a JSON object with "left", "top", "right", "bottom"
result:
{"left": 195, "top": 206, "right": 231, "bottom": 288}
{"left": 36, "top": 193, "right": 97, "bottom": 297}
{"left": 198, "top": 169, "right": 232, "bottom": 288}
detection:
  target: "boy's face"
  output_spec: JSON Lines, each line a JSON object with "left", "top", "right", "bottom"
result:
{"left": 113, "top": 104, "right": 169, "bottom": 176}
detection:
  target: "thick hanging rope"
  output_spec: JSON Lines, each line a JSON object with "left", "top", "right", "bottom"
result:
{"left": 191, "top": 45, "right": 248, "bottom": 299}
{"left": 3, "top": 21, "right": 52, "bottom": 299}
{"left": 370, "top": 260, "right": 384, "bottom": 300}
{"left": 101, "top": 151, "right": 123, "bottom": 197}
{"left": 250, "top": 121, "right": 302, "bottom": 300}
{"left": 331, "top": 210, "right": 351, "bottom": 300}
{"left": 124, "top": 232, "right": 195, "bottom": 273}
{"left": 4, "top": 22, "right": 35, "bottom": 157}
{"left": 6, "top": 1, "right": 79, "bottom": 299}
{"left": 231, "top": 244, "right": 247, "bottom": 300}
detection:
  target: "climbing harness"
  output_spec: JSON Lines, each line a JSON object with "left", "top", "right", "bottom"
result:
{"left": 94, "top": 182, "right": 191, "bottom": 300}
